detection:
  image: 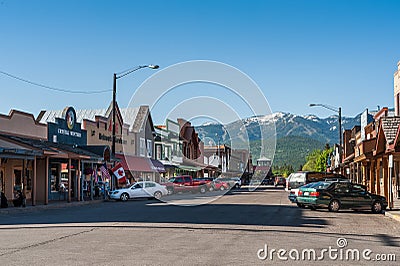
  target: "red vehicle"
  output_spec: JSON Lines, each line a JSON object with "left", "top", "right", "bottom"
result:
{"left": 165, "top": 175, "right": 208, "bottom": 194}
{"left": 211, "top": 180, "right": 229, "bottom": 191}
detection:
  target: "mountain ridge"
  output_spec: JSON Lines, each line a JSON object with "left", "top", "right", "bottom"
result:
{"left": 195, "top": 111, "right": 370, "bottom": 169}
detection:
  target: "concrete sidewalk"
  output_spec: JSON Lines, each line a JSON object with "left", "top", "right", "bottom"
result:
{"left": 0, "top": 199, "right": 105, "bottom": 215}
{"left": 385, "top": 209, "right": 400, "bottom": 223}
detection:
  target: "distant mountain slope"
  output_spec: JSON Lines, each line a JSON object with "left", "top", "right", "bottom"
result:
{"left": 196, "top": 112, "right": 366, "bottom": 168}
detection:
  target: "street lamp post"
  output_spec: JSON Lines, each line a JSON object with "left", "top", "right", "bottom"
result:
{"left": 111, "top": 65, "right": 159, "bottom": 188}
{"left": 309, "top": 103, "right": 342, "bottom": 173}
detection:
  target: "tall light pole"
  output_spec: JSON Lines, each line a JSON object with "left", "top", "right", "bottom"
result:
{"left": 214, "top": 133, "right": 221, "bottom": 173}
{"left": 309, "top": 103, "right": 342, "bottom": 173}
{"left": 112, "top": 65, "right": 159, "bottom": 157}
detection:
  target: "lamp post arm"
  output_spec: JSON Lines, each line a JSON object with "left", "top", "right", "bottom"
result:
{"left": 116, "top": 65, "right": 148, "bottom": 79}
{"left": 309, "top": 103, "right": 339, "bottom": 113}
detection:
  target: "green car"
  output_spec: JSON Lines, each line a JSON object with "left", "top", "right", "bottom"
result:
{"left": 296, "top": 181, "right": 387, "bottom": 213}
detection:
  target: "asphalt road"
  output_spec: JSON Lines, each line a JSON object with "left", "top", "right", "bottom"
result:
{"left": 0, "top": 187, "right": 399, "bottom": 265}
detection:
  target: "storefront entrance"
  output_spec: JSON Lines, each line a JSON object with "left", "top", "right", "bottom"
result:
{"left": 49, "top": 161, "right": 77, "bottom": 201}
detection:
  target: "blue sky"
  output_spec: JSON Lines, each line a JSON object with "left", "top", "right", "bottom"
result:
{"left": 1, "top": 0, "right": 399, "bottom": 125}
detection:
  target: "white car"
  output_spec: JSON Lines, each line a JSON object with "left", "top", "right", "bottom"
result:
{"left": 110, "top": 181, "right": 168, "bottom": 201}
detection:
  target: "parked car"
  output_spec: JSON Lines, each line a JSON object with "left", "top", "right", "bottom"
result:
{"left": 194, "top": 177, "right": 214, "bottom": 191}
{"left": 274, "top": 176, "right": 286, "bottom": 187}
{"left": 286, "top": 171, "right": 348, "bottom": 191}
{"left": 262, "top": 178, "right": 273, "bottom": 185}
{"left": 288, "top": 182, "right": 315, "bottom": 203}
{"left": 216, "top": 177, "right": 242, "bottom": 189}
{"left": 110, "top": 181, "right": 168, "bottom": 201}
{"left": 296, "top": 181, "right": 387, "bottom": 213}
{"left": 288, "top": 177, "right": 350, "bottom": 204}
{"left": 165, "top": 176, "right": 208, "bottom": 194}
{"left": 211, "top": 180, "right": 229, "bottom": 191}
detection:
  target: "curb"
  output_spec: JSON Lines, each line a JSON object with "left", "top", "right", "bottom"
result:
{"left": 384, "top": 211, "right": 400, "bottom": 223}
{"left": 0, "top": 199, "right": 104, "bottom": 215}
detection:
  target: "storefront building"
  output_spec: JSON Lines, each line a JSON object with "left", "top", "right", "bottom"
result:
{"left": 0, "top": 110, "right": 49, "bottom": 206}
{"left": 39, "top": 103, "right": 164, "bottom": 185}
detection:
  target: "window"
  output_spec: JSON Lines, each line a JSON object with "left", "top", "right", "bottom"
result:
{"left": 184, "top": 176, "right": 191, "bottom": 183}
{"left": 145, "top": 182, "right": 155, "bottom": 188}
{"left": 14, "top": 169, "right": 22, "bottom": 191}
{"left": 334, "top": 183, "right": 350, "bottom": 193}
{"left": 140, "top": 138, "right": 146, "bottom": 157}
{"left": 132, "top": 183, "right": 143, "bottom": 189}
{"left": 352, "top": 184, "right": 366, "bottom": 194}
{"left": 165, "top": 146, "right": 171, "bottom": 159}
{"left": 174, "top": 177, "right": 183, "bottom": 183}
{"left": 156, "top": 145, "right": 162, "bottom": 160}
{"left": 147, "top": 140, "right": 152, "bottom": 158}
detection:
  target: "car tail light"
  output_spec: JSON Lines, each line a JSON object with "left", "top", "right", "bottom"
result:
{"left": 298, "top": 191, "right": 303, "bottom": 196}
{"left": 310, "top": 191, "right": 320, "bottom": 197}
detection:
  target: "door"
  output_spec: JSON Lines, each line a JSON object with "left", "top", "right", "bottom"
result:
{"left": 129, "top": 182, "right": 146, "bottom": 198}
{"left": 332, "top": 183, "right": 353, "bottom": 208}
{"left": 144, "top": 182, "right": 156, "bottom": 197}
{"left": 350, "top": 184, "right": 371, "bottom": 210}
{"left": 183, "top": 176, "right": 193, "bottom": 191}
{"left": 173, "top": 176, "right": 184, "bottom": 192}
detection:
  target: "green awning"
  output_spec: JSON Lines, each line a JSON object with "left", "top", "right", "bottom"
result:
{"left": 177, "top": 165, "right": 202, "bottom": 172}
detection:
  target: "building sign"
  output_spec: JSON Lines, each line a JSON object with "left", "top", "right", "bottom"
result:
{"left": 48, "top": 106, "right": 87, "bottom": 146}
{"left": 98, "top": 133, "right": 127, "bottom": 144}
{"left": 361, "top": 109, "right": 368, "bottom": 141}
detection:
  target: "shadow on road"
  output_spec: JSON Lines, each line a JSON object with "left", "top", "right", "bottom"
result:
{"left": 0, "top": 199, "right": 329, "bottom": 229}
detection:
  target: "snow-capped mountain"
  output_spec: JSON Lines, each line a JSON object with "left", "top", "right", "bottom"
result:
{"left": 196, "top": 111, "right": 366, "bottom": 145}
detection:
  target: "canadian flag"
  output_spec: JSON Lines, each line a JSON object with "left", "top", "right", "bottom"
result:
{"left": 112, "top": 163, "right": 126, "bottom": 184}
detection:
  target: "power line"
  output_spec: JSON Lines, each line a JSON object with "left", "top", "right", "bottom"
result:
{"left": 0, "top": 70, "right": 112, "bottom": 94}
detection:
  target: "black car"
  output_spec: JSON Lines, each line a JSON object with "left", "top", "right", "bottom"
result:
{"left": 296, "top": 181, "right": 388, "bottom": 213}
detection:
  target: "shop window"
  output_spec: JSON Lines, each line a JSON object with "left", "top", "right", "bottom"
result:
{"left": 26, "top": 169, "right": 33, "bottom": 191}
{"left": 51, "top": 166, "right": 60, "bottom": 192}
{"left": 14, "top": 169, "right": 22, "bottom": 191}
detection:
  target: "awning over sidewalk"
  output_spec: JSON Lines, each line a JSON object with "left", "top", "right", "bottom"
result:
{"left": 177, "top": 165, "right": 203, "bottom": 172}
{"left": 149, "top": 159, "right": 166, "bottom": 173}
{"left": 0, "top": 138, "right": 42, "bottom": 159}
{"left": 115, "top": 154, "right": 156, "bottom": 172}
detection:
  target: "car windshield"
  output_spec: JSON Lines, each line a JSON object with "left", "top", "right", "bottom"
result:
{"left": 168, "top": 178, "right": 175, "bottom": 182}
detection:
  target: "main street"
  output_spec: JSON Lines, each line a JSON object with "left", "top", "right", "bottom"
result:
{"left": 0, "top": 187, "right": 399, "bottom": 265}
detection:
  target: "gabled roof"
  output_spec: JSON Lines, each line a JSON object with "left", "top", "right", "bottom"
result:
{"left": 374, "top": 117, "right": 400, "bottom": 154}
{"left": 381, "top": 117, "right": 400, "bottom": 145}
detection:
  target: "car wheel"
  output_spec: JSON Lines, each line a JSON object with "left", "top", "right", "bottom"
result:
{"left": 154, "top": 191, "right": 162, "bottom": 200}
{"left": 167, "top": 188, "right": 174, "bottom": 195}
{"left": 220, "top": 186, "right": 225, "bottom": 191}
{"left": 209, "top": 186, "right": 214, "bottom": 192}
{"left": 328, "top": 199, "right": 340, "bottom": 212}
{"left": 235, "top": 184, "right": 240, "bottom": 189}
{"left": 309, "top": 205, "right": 317, "bottom": 211}
{"left": 296, "top": 203, "right": 305, "bottom": 208}
{"left": 120, "top": 193, "right": 129, "bottom": 202}
{"left": 200, "top": 186, "right": 206, "bottom": 194}
{"left": 372, "top": 201, "right": 383, "bottom": 214}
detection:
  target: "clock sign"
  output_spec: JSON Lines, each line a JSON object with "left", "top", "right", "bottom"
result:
{"left": 64, "top": 107, "right": 76, "bottom": 130}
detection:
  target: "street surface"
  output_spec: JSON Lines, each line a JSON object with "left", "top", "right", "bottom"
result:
{"left": 0, "top": 187, "right": 399, "bottom": 265}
